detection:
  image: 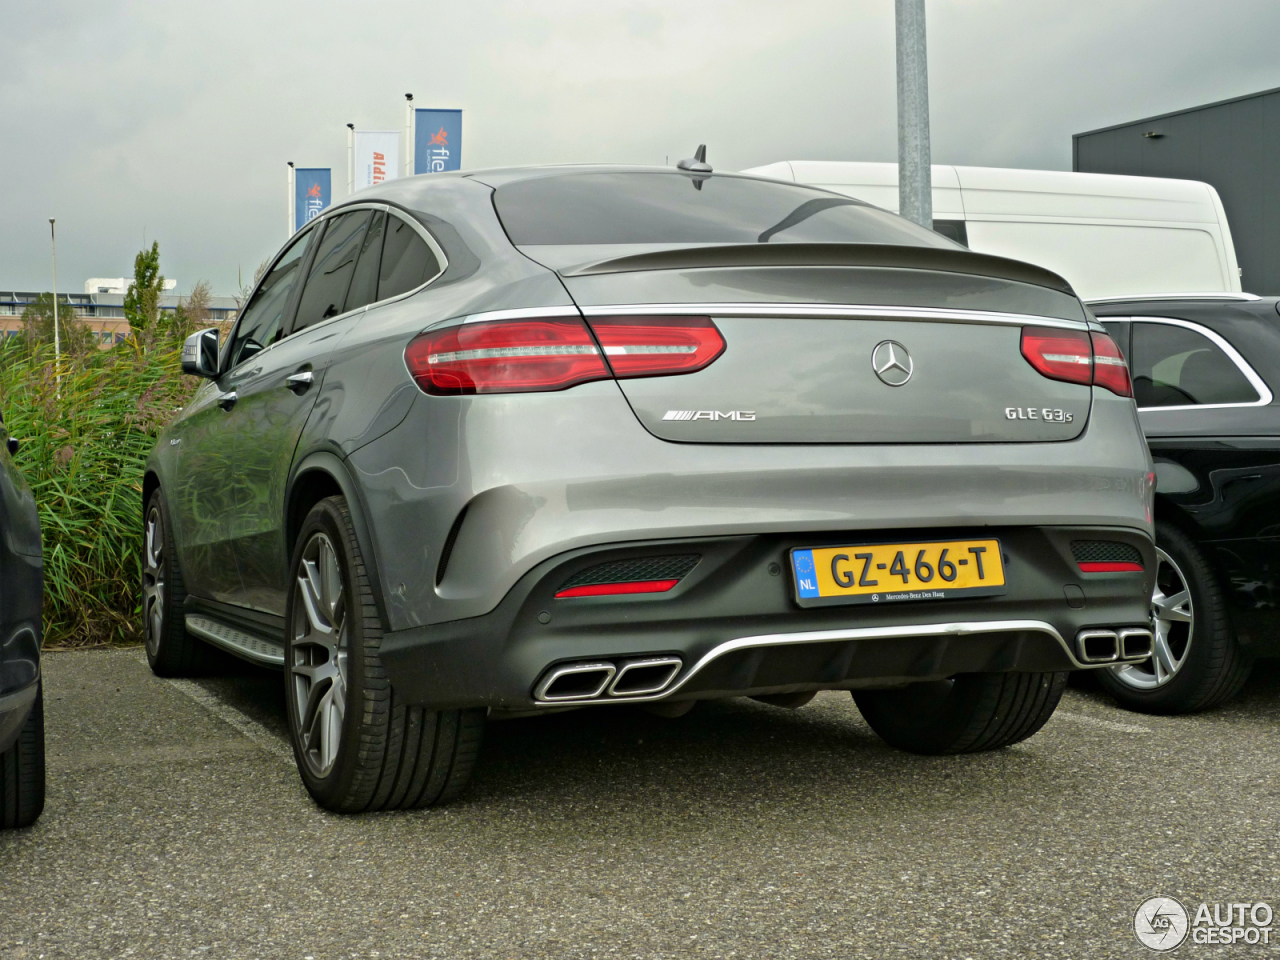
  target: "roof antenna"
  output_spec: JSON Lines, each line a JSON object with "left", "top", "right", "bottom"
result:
{"left": 676, "top": 144, "right": 712, "bottom": 189}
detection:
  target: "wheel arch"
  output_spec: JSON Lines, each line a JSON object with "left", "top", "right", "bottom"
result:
{"left": 286, "top": 452, "right": 389, "bottom": 630}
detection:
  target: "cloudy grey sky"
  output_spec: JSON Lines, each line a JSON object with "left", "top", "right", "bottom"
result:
{"left": 5, "top": 0, "right": 1280, "bottom": 295}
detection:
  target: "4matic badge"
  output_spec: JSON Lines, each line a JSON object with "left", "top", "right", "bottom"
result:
{"left": 663, "top": 411, "right": 756, "bottom": 421}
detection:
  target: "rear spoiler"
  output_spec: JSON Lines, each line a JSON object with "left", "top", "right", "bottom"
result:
{"left": 559, "top": 243, "right": 1076, "bottom": 296}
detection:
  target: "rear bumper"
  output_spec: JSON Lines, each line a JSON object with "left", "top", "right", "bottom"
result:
{"left": 380, "top": 525, "right": 1156, "bottom": 709}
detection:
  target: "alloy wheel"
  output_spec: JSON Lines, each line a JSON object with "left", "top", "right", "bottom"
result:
{"left": 142, "top": 505, "right": 165, "bottom": 657}
{"left": 1109, "top": 547, "right": 1193, "bottom": 690}
{"left": 290, "top": 532, "right": 349, "bottom": 778}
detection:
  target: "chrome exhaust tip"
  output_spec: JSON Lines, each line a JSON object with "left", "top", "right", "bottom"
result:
{"left": 1119, "top": 627, "right": 1154, "bottom": 661}
{"left": 608, "top": 657, "right": 682, "bottom": 697}
{"left": 1076, "top": 629, "right": 1120, "bottom": 664}
{"left": 534, "top": 662, "right": 617, "bottom": 702}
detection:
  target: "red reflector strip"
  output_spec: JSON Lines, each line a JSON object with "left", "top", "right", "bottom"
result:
{"left": 1077, "top": 561, "right": 1144, "bottom": 573}
{"left": 554, "top": 579, "right": 680, "bottom": 599}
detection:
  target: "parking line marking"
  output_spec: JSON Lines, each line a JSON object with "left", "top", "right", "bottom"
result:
{"left": 1052, "top": 710, "right": 1152, "bottom": 734}
{"left": 162, "top": 677, "right": 295, "bottom": 764}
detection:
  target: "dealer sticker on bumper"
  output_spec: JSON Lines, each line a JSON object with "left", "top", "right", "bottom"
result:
{"left": 791, "top": 539, "right": 1007, "bottom": 607}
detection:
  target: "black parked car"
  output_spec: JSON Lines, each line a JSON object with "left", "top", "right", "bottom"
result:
{"left": 0, "top": 411, "right": 44, "bottom": 827}
{"left": 1088, "top": 293, "right": 1280, "bottom": 712}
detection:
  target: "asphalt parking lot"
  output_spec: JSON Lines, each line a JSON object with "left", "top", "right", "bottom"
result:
{"left": 1, "top": 649, "right": 1277, "bottom": 960}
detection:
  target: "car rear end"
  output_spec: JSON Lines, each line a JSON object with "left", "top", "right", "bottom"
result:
{"left": 351, "top": 169, "right": 1155, "bottom": 727}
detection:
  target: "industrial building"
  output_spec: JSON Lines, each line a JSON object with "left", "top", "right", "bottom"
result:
{"left": 1074, "top": 85, "right": 1280, "bottom": 295}
{"left": 0, "top": 288, "right": 238, "bottom": 346}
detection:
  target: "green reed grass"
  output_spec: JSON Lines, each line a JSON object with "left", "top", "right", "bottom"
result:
{"left": 0, "top": 338, "right": 193, "bottom": 646}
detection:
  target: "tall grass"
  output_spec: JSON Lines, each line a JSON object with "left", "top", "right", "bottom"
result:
{"left": 0, "top": 338, "right": 193, "bottom": 646}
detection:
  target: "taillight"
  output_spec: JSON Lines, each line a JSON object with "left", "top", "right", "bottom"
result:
{"left": 1020, "top": 326, "right": 1133, "bottom": 398}
{"left": 1090, "top": 331, "right": 1132, "bottom": 397}
{"left": 1020, "top": 327, "right": 1092, "bottom": 385}
{"left": 587, "top": 316, "right": 725, "bottom": 378}
{"left": 404, "top": 317, "right": 610, "bottom": 395}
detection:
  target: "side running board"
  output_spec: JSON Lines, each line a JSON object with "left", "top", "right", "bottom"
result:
{"left": 185, "top": 615, "right": 285, "bottom": 667}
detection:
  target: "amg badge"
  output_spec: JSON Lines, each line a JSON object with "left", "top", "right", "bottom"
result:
{"left": 663, "top": 410, "right": 757, "bottom": 421}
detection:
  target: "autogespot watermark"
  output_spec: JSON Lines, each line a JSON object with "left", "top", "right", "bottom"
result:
{"left": 1134, "top": 896, "right": 1274, "bottom": 951}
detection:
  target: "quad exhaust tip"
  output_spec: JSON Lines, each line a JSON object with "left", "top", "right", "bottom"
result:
{"left": 1075, "top": 627, "right": 1154, "bottom": 664}
{"left": 534, "top": 657, "right": 683, "bottom": 702}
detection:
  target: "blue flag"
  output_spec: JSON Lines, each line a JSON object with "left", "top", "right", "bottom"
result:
{"left": 414, "top": 109, "right": 462, "bottom": 174}
{"left": 294, "top": 168, "right": 331, "bottom": 231}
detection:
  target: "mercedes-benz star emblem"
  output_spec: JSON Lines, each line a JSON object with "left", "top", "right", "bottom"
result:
{"left": 872, "top": 340, "right": 913, "bottom": 386}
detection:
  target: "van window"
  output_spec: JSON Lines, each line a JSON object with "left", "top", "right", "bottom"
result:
{"left": 494, "top": 172, "right": 958, "bottom": 247}
{"left": 1131, "top": 321, "right": 1259, "bottom": 407}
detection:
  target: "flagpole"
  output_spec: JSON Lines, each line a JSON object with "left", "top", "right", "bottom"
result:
{"left": 287, "top": 161, "right": 295, "bottom": 236}
{"left": 347, "top": 124, "right": 355, "bottom": 196}
{"left": 404, "top": 93, "right": 414, "bottom": 178}
{"left": 49, "top": 218, "right": 61, "bottom": 391}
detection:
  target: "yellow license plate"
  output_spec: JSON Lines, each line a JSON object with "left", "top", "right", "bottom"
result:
{"left": 791, "top": 539, "right": 1006, "bottom": 607}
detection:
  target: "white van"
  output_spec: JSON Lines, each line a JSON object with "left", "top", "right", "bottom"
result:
{"left": 740, "top": 161, "right": 1242, "bottom": 300}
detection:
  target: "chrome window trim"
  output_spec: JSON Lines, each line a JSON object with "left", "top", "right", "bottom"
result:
{"left": 577, "top": 302, "right": 1090, "bottom": 331}
{"left": 1122, "top": 315, "right": 1273, "bottom": 411}
{"left": 1087, "top": 292, "right": 1261, "bottom": 305}
{"left": 532, "top": 618, "right": 1089, "bottom": 707}
{"left": 456, "top": 306, "right": 582, "bottom": 325}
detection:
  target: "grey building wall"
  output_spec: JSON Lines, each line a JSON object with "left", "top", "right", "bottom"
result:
{"left": 1074, "top": 85, "right": 1280, "bottom": 295}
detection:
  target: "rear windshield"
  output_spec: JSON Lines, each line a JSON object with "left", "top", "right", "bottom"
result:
{"left": 493, "top": 172, "right": 956, "bottom": 248}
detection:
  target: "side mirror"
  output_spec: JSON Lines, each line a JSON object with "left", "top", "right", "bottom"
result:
{"left": 181, "top": 328, "right": 220, "bottom": 378}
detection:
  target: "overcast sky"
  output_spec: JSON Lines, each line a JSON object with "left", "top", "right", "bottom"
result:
{"left": 5, "top": 0, "right": 1280, "bottom": 295}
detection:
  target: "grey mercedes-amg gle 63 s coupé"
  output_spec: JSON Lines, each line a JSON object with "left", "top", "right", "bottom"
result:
{"left": 143, "top": 163, "right": 1157, "bottom": 812}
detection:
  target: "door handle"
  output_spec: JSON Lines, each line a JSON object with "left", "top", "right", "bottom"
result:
{"left": 286, "top": 370, "right": 315, "bottom": 394}
{"left": 216, "top": 390, "right": 238, "bottom": 410}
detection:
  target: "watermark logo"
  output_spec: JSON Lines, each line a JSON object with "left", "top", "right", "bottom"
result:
{"left": 1134, "top": 897, "right": 1190, "bottom": 952}
{"left": 1134, "top": 897, "right": 1274, "bottom": 950}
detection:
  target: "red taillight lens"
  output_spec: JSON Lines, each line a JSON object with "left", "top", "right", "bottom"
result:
{"left": 1020, "top": 326, "right": 1093, "bottom": 385}
{"left": 587, "top": 316, "right": 725, "bottom": 378}
{"left": 1020, "top": 326, "right": 1134, "bottom": 399}
{"left": 404, "top": 318, "right": 610, "bottom": 395}
{"left": 1090, "top": 331, "right": 1132, "bottom": 398}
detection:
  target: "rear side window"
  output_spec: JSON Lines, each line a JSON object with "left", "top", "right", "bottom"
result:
{"left": 493, "top": 172, "right": 957, "bottom": 247}
{"left": 343, "top": 210, "right": 386, "bottom": 313}
{"left": 293, "top": 211, "right": 372, "bottom": 331}
{"left": 379, "top": 215, "right": 440, "bottom": 300}
{"left": 1131, "top": 321, "right": 1260, "bottom": 407}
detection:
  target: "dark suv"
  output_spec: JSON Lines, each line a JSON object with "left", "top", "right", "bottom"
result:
{"left": 1089, "top": 293, "right": 1280, "bottom": 712}
{"left": 0, "top": 411, "right": 44, "bottom": 827}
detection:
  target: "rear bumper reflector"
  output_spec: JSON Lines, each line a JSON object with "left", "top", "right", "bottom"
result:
{"left": 555, "top": 579, "right": 680, "bottom": 599}
{"left": 1077, "top": 561, "right": 1144, "bottom": 573}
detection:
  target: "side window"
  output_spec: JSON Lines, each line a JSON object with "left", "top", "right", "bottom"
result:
{"left": 1099, "top": 320, "right": 1130, "bottom": 361}
{"left": 292, "top": 211, "right": 373, "bottom": 331}
{"left": 378, "top": 215, "right": 441, "bottom": 300}
{"left": 227, "top": 229, "right": 314, "bottom": 369}
{"left": 342, "top": 211, "right": 386, "bottom": 313}
{"left": 1131, "top": 321, "right": 1260, "bottom": 407}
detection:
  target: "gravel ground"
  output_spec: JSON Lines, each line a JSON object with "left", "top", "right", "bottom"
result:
{"left": 1, "top": 647, "right": 1277, "bottom": 959}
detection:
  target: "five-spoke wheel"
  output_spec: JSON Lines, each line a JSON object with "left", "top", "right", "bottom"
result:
{"left": 1108, "top": 547, "right": 1192, "bottom": 690}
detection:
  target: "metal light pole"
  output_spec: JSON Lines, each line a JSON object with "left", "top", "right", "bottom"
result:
{"left": 287, "top": 161, "right": 295, "bottom": 236}
{"left": 347, "top": 123, "right": 355, "bottom": 196}
{"left": 49, "top": 218, "right": 61, "bottom": 390}
{"left": 404, "top": 93, "right": 415, "bottom": 178}
{"left": 895, "top": 0, "right": 932, "bottom": 229}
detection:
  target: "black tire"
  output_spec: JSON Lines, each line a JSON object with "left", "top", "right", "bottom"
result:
{"left": 1096, "top": 521, "right": 1252, "bottom": 714}
{"left": 0, "top": 682, "right": 46, "bottom": 829}
{"left": 854, "top": 671, "right": 1068, "bottom": 755}
{"left": 284, "top": 496, "right": 484, "bottom": 813}
{"left": 142, "top": 488, "right": 219, "bottom": 676}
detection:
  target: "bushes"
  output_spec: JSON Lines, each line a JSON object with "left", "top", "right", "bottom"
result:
{"left": 0, "top": 338, "right": 193, "bottom": 646}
